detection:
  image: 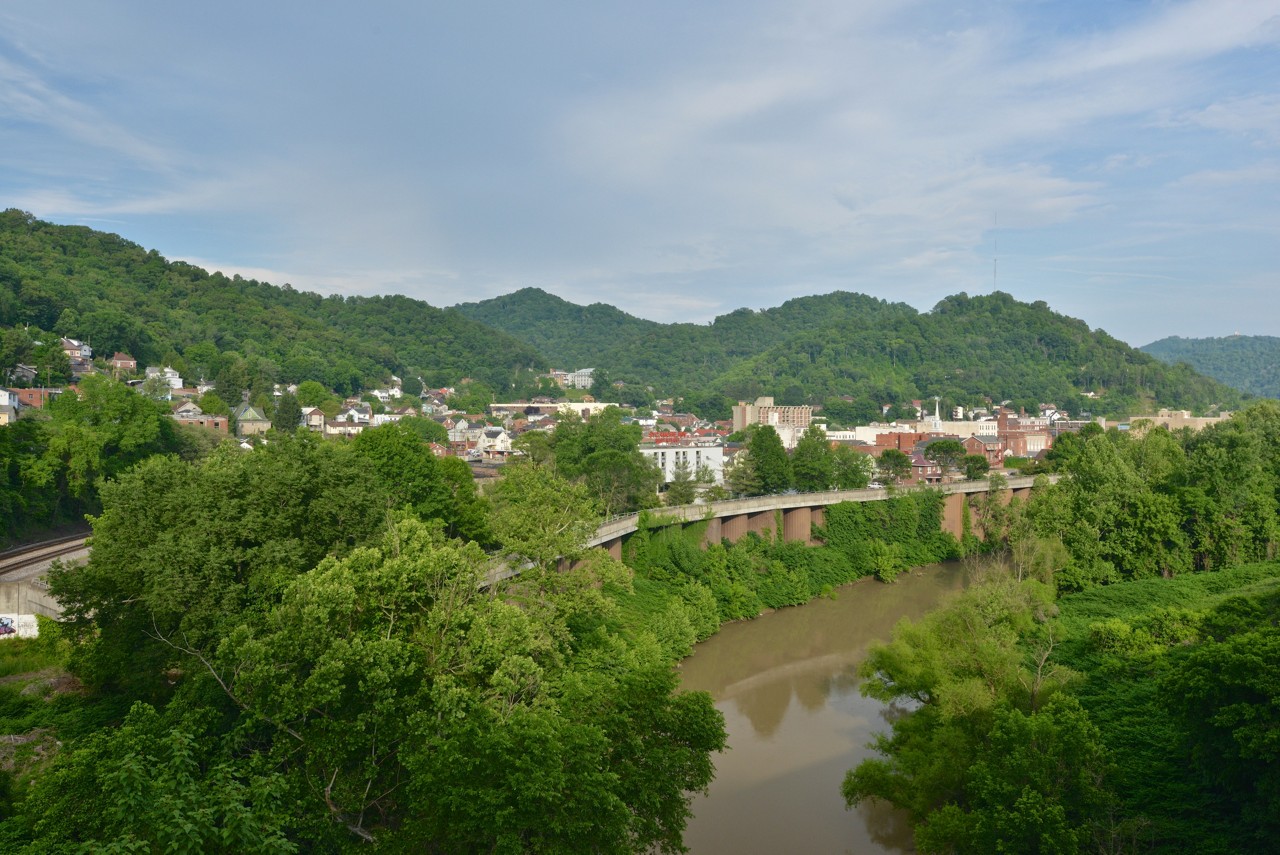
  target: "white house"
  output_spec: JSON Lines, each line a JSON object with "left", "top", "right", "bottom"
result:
{"left": 567, "top": 368, "right": 595, "bottom": 389}
{"left": 639, "top": 435, "right": 725, "bottom": 486}
{"left": 145, "top": 366, "right": 183, "bottom": 390}
{"left": 475, "top": 427, "right": 513, "bottom": 457}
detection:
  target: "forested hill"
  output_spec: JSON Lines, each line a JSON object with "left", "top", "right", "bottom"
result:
{"left": 0, "top": 210, "right": 545, "bottom": 393}
{"left": 0, "top": 210, "right": 1245, "bottom": 416}
{"left": 454, "top": 287, "right": 913, "bottom": 390}
{"left": 457, "top": 288, "right": 1245, "bottom": 418}
{"left": 1142, "top": 335, "right": 1280, "bottom": 399}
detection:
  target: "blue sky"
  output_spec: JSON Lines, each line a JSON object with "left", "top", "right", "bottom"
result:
{"left": 2, "top": 1, "right": 1278, "bottom": 346}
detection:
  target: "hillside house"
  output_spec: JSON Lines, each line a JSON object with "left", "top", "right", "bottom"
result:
{"left": 324, "top": 420, "right": 365, "bottom": 437}
{"left": 8, "top": 387, "right": 60, "bottom": 408}
{"left": 109, "top": 353, "right": 137, "bottom": 376}
{"left": 475, "top": 427, "right": 514, "bottom": 459}
{"left": 145, "top": 366, "right": 183, "bottom": 390}
{"left": 301, "top": 407, "right": 327, "bottom": 432}
{"left": 171, "top": 400, "right": 228, "bottom": 432}
{"left": 8, "top": 365, "right": 37, "bottom": 385}
{"left": 0, "top": 390, "right": 15, "bottom": 426}
{"left": 233, "top": 399, "right": 270, "bottom": 437}
{"left": 329, "top": 403, "right": 372, "bottom": 428}
{"left": 60, "top": 338, "right": 92, "bottom": 361}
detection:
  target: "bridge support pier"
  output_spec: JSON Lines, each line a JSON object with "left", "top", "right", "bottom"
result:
{"left": 748, "top": 511, "right": 775, "bottom": 540}
{"left": 783, "top": 507, "right": 812, "bottom": 545}
{"left": 701, "top": 517, "right": 723, "bottom": 546}
{"left": 722, "top": 514, "right": 748, "bottom": 543}
{"left": 942, "top": 492, "right": 966, "bottom": 540}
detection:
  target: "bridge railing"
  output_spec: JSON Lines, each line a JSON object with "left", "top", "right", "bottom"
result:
{"left": 587, "top": 475, "right": 1051, "bottom": 547}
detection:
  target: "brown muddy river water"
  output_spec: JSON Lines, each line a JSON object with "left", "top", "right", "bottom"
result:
{"left": 679, "top": 563, "right": 967, "bottom": 855}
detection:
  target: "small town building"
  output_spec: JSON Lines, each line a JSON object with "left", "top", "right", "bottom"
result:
{"left": 233, "top": 397, "right": 271, "bottom": 437}
{"left": 639, "top": 431, "right": 726, "bottom": 485}
{"left": 301, "top": 407, "right": 327, "bottom": 432}
{"left": 8, "top": 387, "right": 60, "bottom": 409}
{"left": 109, "top": 353, "right": 137, "bottom": 376}
{"left": 171, "top": 400, "right": 229, "bottom": 432}
{"left": 731, "top": 397, "right": 813, "bottom": 449}
{"left": 145, "top": 366, "right": 183, "bottom": 390}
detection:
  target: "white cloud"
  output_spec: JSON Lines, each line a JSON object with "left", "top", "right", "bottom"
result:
{"left": 1172, "top": 161, "right": 1280, "bottom": 187}
{"left": 0, "top": 53, "right": 177, "bottom": 177}
{"left": 1032, "top": 0, "right": 1280, "bottom": 78}
{"left": 1173, "top": 94, "right": 1280, "bottom": 145}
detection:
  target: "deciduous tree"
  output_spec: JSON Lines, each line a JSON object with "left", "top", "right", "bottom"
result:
{"left": 791, "top": 424, "right": 834, "bottom": 492}
{"left": 748, "top": 425, "right": 792, "bottom": 495}
{"left": 877, "top": 448, "right": 912, "bottom": 485}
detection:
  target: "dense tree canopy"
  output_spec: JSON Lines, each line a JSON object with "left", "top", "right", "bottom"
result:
{"left": 459, "top": 286, "right": 1245, "bottom": 417}
{"left": 746, "top": 426, "right": 792, "bottom": 496}
{"left": 18, "top": 426, "right": 726, "bottom": 851}
{"left": 547, "top": 409, "right": 660, "bottom": 514}
{"left": 1143, "top": 334, "right": 1280, "bottom": 398}
{"left": 0, "top": 209, "right": 545, "bottom": 394}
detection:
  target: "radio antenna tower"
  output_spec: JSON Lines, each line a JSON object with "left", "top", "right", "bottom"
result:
{"left": 992, "top": 212, "right": 998, "bottom": 293}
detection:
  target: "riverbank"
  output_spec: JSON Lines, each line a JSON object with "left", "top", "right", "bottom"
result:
{"left": 607, "top": 490, "right": 962, "bottom": 660}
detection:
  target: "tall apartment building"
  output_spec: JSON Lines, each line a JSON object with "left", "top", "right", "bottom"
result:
{"left": 731, "top": 396, "right": 813, "bottom": 449}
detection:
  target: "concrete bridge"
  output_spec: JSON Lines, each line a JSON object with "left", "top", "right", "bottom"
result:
{"left": 588, "top": 476, "right": 1047, "bottom": 560}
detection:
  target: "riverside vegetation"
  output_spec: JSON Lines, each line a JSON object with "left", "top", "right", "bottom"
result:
{"left": 843, "top": 401, "right": 1280, "bottom": 854}
{"left": 0, "top": 403, "right": 1275, "bottom": 851}
{"left": 0, "top": 427, "right": 726, "bottom": 852}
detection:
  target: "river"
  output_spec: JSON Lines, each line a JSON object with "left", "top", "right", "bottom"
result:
{"left": 679, "top": 563, "right": 967, "bottom": 854}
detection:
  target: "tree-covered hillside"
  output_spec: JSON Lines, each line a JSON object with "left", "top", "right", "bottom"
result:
{"left": 0, "top": 210, "right": 1246, "bottom": 417}
{"left": 1142, "top": 334, "right": 1280, "bottom": 399}
{"left": 454, "top": 287, "right": 914, "bottom": 390}
{"left": 0, "top": 210, "right": 546, "bottom": 393}
{"left": 459, "top": 288, "right": 1245, "bottom": 418}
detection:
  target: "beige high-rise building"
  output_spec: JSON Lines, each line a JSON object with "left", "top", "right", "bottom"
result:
{"left": 731, "top": 397, "right": 812, "bottom": 448}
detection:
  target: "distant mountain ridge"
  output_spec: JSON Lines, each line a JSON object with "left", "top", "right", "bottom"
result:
{"left": 457, "top": 288, "right": 1245, "bottom": 418}
{"left": 0, "top": 211, "right": 1246, "bottom": 417}
{"left": 1142, "top": 335, "right": 1280, "bottom": 399}
{"left": 454, "top": 287, "right": 912, "bottom": 389}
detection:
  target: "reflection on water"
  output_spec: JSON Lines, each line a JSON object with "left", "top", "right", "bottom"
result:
{"left": 679, "top": 565, "right": 966, "bottom": 855}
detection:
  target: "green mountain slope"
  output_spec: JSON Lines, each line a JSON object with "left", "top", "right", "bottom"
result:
{"left": 0, "top": 210, "right": 1244, "bottom": 417}
{"left": 1142, "top": 335, "right": 1280, "bottom": 399}
{"left": 0, "top": 210, "right": 545, "bottom": 393}
{"left": 457, "top": 288, "right": 915, "bottom": 377}
{"left": 458, "top": 289, "right": 1244, "bottom": 417}
{"left": 721, "top": 292, "right": 1244, "bottom": 414}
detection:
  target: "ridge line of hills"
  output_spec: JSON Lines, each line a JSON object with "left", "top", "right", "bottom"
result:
{"left": 1141, "top": 334, "right": 1280, "bottom": 399}
{"left": 0, "top": 209, "right": 1250, "bottom": 418}
{"left": 456, "top": 287, "right": 1247, "bottom": 418}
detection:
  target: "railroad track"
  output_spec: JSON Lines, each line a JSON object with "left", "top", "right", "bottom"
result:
{"left": 0, "top": 535, "right": 91, "bottom": 583}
